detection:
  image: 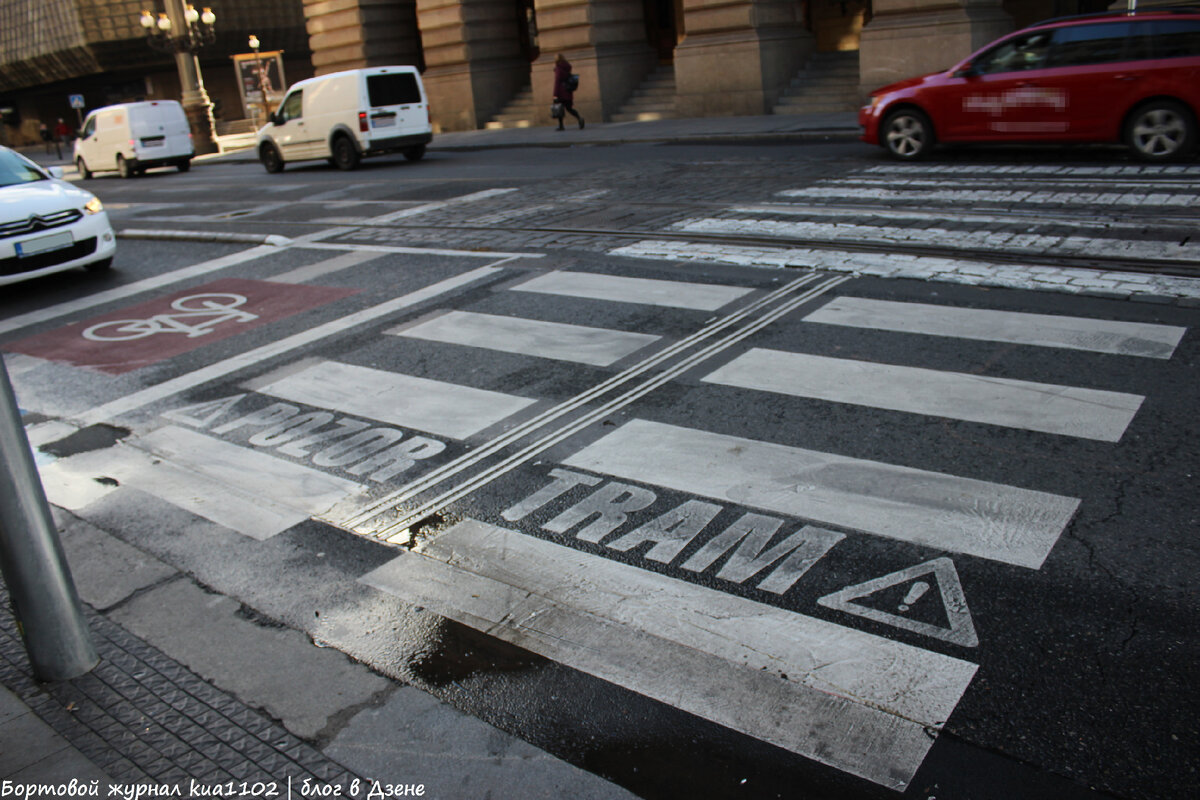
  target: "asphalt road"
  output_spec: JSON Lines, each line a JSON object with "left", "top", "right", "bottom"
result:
{"left": 3, "top": 139, "right": 1198, "bottom": 800}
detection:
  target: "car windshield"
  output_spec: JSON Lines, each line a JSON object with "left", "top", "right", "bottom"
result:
{"left": 0, "top": 149, "right": 49, "bottom": 188}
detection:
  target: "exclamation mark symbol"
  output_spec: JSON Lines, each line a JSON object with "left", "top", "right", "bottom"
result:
{"left": 898, "top": 581, "right": 930, "bottom": 613}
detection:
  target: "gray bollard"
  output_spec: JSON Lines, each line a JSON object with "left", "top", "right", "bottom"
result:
{"left": 0, "top": 355, "right": 97, "bottom": 681}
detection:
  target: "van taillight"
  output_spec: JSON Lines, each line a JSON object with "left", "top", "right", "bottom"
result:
{"left": 359, "top": 112, "right": 368, "bottom": 133}
{"left": 129, "top": 139, "right": 136, "bottom": 149}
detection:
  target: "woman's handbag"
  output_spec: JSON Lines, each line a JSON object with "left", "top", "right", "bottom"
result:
{"left": 550, "top": 101, "right": 565, "bottom": 119}
{"left": 567, "top": 74, "right": 580, "bottom": 91}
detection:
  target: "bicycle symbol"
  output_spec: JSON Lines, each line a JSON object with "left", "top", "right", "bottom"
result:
{"left": 82, "top": 293, "right": 260, "bottom": 342}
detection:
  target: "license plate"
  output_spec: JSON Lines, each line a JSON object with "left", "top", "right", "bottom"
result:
{"left": 15, "top": 231, "right": 73, "bottom": 257}
{"left": 142, "top": 139, "right": 164, "bottom": 147}
{"left": 371, "top": 116, "right": 395, "bottom": 128}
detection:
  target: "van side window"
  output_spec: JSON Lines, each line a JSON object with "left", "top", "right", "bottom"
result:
{"left": 973, "top": 31, "right": 1053, "bottom": 74}
{"left": 1152, "top": 20, "right": 1200, "bottom": 58}
{"left": 82, "top": 116, "right": 97, "bottom": 138}
{"left": 1044, "top": 23, "right": 1133, "bottom": 68}
{"left": 279, "top": 90, "right": 303, "bottom": 122}
{"left": 367, "top": 74, "right": 421, "bottom": 106}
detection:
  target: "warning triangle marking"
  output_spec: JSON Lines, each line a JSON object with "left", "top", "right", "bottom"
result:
{"left": 162, "top": 393, "right": 246, "bottom": 429}
{"left": 817, "top": 557, "right": 979, "bottom": 647}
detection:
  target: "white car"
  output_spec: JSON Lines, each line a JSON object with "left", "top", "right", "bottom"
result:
{"left": 0, "top": 146, "right": 116, "bottom": 286}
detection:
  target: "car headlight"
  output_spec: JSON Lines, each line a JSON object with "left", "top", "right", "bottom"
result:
{"left": 84, "top": 196, "right": 104, "bottom": 214}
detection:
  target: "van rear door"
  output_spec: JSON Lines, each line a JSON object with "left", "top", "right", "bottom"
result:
{"left": 131, "top": 102, "right": 191, "bottom": 158}
{"left": 364, "top": 70, "right": 426, "bottom": 140}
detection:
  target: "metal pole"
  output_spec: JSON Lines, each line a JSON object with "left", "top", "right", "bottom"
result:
{"left": 0, "top": 356, "right": 97, "bottom": 681}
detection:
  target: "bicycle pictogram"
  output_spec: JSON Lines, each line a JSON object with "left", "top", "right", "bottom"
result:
{"left": 83, "top": 293, "right": 260, "bottom": 342}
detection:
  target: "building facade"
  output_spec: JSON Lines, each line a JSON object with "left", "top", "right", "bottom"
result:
{"left": 1, "top": 0, "right": 1128, "bottom": 145}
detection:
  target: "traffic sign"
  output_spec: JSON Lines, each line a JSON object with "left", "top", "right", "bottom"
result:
{"left": 68, "top": 94, "right": 85, "bottom": 109}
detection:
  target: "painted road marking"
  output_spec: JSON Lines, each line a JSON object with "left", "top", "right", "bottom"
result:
{"left": 339, "top": 275, "right": 849, "bottom": 539}
{"left": 72, "top": 264, "right": 507, "bottom": 427}
{"left": 39, "top": 425, "right": 363, "bottom": 539}
{"left": 563, "top": 419, "right": 1079, "bottom": 569}
{"left": 703, "top": 348, "right": 1144, "bottom": 442}
{"left": 257, "top": 360, "right": 537, "bottom": 440}
{"left": 391, "top": 311, "right": 661, "bottom": 366}
{"left": 267, "top": 251, "right": 384, "bottom": 283}
{"left": 804, "top": 297, "right": 1186, "bottom": 359}
{"left": 6, "top": 280, "right": 357, "bottom": 375}
{"left": 673, "top": 217, "right": 1200, "bottom": 264}
{"left": 511, "top": 271, "right": 754, "bottom": 311}
{"left": 0, "top": 245, "right": 279, "bottom": 337}
{"left": 362, "top": 518, "right": 978, "bottom": 791}
{"left": 778, "top": 185, "right": 1198, "bottom": 207}
{"left": 365, "top": 188, "right": 519, "bottom": 224}
{"left": 819, "top": 557, "right": 979, "bottom": 648}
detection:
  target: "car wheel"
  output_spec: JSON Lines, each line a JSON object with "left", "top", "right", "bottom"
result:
{"left": 177, "top": 160, "right": 191, "bottom": 172}
{"left": 332, "top": 136, "right": 361, "bottom": 171}
{"left": 403, "top": 144, "right": 426, "bottom": 162}
{"left": 882, "top": 109, "right": 934, "bottom": 160}
{"left": 85, "top": 257, "right": 113, "bottom": 273}
{"left": 117, "top": 155, "right": 134, "bottom": 179}
{"left": 76, "top": 158, "right": 92, "bottom": 180}
{"left": 1125, "top": 101, "right": 1196, "bottom": 161}
{"left": 260, "top": 143, "right": 284, "bottom": 174}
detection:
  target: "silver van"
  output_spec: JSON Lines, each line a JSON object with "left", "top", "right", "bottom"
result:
{"left": 256, "top": 66, "right": 433, "bottom": 172}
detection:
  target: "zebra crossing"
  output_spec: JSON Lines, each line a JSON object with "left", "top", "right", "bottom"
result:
{"left": 610, "top": 162, "right": 1200, "bottom": 302}
{"left": 27, "top": 244, "right": 1188, "bottom": 791}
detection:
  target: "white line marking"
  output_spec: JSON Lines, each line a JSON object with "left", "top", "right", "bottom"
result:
{"left": 804, "top": 297, "right": 1187, "bottom": 359}
{"left": 258, "top": 360, "right": 537, "bottom": 440}
{"left": 267, "top": 251, "right": 383, "bottom": 284}
{"left": 780, "top": 185, "right": 1198, "bottom": 206}
{"left": 365, "top": 188, "right": 519, "bottom": 224}
{"left": 703, "top": 348, "right": 1144, "bottom": 442}
{"left": 362, "top": 519, "right": 978, "bottom": 791}
{"left": 72, "top": 265, "right": 506, "bottom": 427}
{"left": 392, "top": 311, "right": 661, "bottom": 366}
{"left": 563, "top": 419, "right": 1079, "bottom": 569}
{"left": 0, "top": 245, "right": 279, "bottom": 337}
{"left": 511, "top": 271, "right": 754, "bottom": 310}
{"left": 673, "top": 217, "right": 1200, "bottom": 263}
{"left": 40, "top": 425, "right": 363, "bottom": 539}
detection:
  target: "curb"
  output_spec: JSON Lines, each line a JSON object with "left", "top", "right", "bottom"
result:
{"left": 118, "top": 228, "right": 291, "bottom": 246}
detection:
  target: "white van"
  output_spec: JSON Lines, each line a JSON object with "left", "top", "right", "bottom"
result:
{"left": 74, "top": 100, "right": 194, "bottom": 179}
{"left": 255, "top": 66, "right": 433, "bottom": 173}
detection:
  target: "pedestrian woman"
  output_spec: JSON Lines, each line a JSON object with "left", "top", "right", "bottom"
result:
{"left": 552, "top": 53, "right": 583, "bottom": 131}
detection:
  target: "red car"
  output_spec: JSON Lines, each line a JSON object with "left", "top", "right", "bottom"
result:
{"left": 860, "top": 9, "right": 1200, "bottom": 160}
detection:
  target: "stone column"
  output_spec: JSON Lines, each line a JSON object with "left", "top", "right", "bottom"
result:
{"left": 858, "top": 0, "right": 1014, "bottom": 96}
{"left": 303, "top": 0, "right": 423, "bottom": 76}
{"left": 674, "top": 0, "right": 813, "bottom": 118}
{"left": 416, "top": 0, "right": 529, "bottom": 131}
{"left": 531, "top": 0, "right": 658, "bottom": 124}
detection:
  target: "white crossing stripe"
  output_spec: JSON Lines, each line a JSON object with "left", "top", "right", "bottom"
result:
{"left": 365, "top": 188, "right": 519, "bottom": 224}
{"left": 703, "top": 349, "right": 1144, "bottom": 442}
{"left": 362, "top": 518, "right": 978, "bottom": 791}
{"left": 267, "top": 251, "right": 383, "bottom": 283}
{"left": 39, "top": 425, "right": 363, "bottom": 539}
{"left": 511, "top": 271, "right": 754, "bottom": 310}
{"left": 392, "top": 311, "right": 661, "bottom": 366}
{"left": 805, "top": 297, "right": 1186, "bottom": 359}
{"left": 779, "top": 185, "right": 1197, "bottom": 207}
{"left": 257, "top": 360, "right": 537, "bottom": 440}
{"left": 673, "top": 217, "right": 1200, "bottom": 264}
{"left": 564, "top": 419, "right": 1079, "bottom": 569}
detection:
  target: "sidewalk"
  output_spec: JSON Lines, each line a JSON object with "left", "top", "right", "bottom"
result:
{"left": 0, "top": 505, "right": 635, "bottom": 798}
{"left": 8, "top": 111, "right": 863, "bottom": 168}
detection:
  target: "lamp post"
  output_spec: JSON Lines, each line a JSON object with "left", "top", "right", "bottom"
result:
{"left": 138, "top": 2, "right": 219, "bottom": 155}
{"left": 248, "top": 34, "right": 263, "bottom": 127}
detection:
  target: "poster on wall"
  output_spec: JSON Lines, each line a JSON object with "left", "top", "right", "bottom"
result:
{"left": 233, "top": 50, "right": 285, "bottom": 121}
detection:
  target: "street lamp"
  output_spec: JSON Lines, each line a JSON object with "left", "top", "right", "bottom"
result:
{"left": 248, "top": 35, "right": 264, "bottom": 127}
{"left": 138, "top": 2, "right": 219, "bottom": 154}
